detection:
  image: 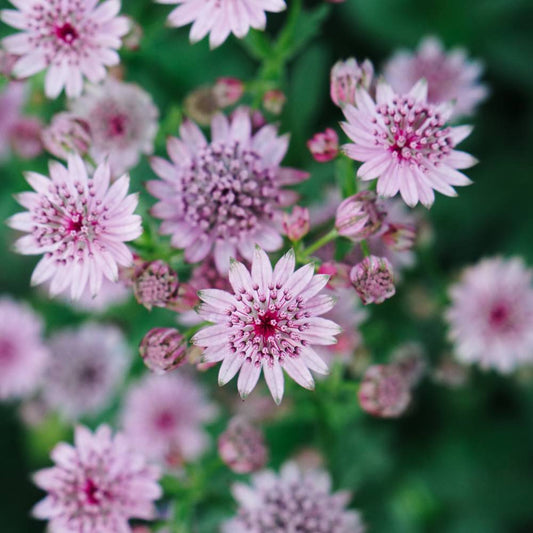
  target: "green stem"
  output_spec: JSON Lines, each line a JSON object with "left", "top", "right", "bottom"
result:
{"left": 301, "top": 228, "right": 338, "bottom": 258}
{"left": 360, "top": 240, "right": 371, "bottom": 257}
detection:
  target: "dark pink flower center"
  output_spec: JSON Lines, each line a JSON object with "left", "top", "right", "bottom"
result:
{"left": 83, "top": 478, "right": 100, "bottom": 505}
{"left": 0, "top": 338, "right": 15, "bottom": 363}
{"left": 55, "top": 23, "right": 79, "bottom": 44}
{"left": 107, "top": 114, "right": 128, "bottom": 138}
{"left": 253, "top": 310, "right": 279, "bottom": 340}
{"left": 155, "top": 410, "right": 175, "bottom": 431}
{"left": 66, "top": 215, "right": 84, "bottom": 234}
{"left": 488, "top": 302, "right": 512, "bottom": 331}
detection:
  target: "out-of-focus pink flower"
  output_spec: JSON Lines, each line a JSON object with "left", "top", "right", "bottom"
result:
{"left": 0, "top": 49, "right": 19, "bottom": 77}
{"left": 318, "top": 261, "right": 352, "bottom": 289}
{"left": 341, "top": 79, "right": 477, "bottom": 207}
{"left": 0, "top": 297, "right": 49, "bottom": 400}
{"left": 433, "top": 355, "right": 470, "bottom": 387}
{"left": 384, "top": 36, "right": 488, "bottom": 118}
{"left": 2, "top": 0, "right": 129, "bottom": 98}
{"left": 214, "top": 77, "right": 245, "bottom": 108}
{"left": 158, "top": 0, "right": 286, "bottom": 48}
{"left": 140, "top": 328, "right": 187, "bottom": 375}
{"left": 0, "top": 81, "right": 26, "bottom": 160}
{"left": 350, "top": 256, "right": 395, "bottom": 305}
{"left": 192, "top": 247, "right": 340, "bottom": 404}
{"left": 330, "top": 58, "right": 373, "bottom": 107}
{"left": 122, "top": 16, "right": 143, "bottom": 51}
{"left": 381, "top": 222, "right": 417, "bottom": 252}
{"left": 446, "top": 257, "right": 533, "bottom": 373}
{"left": 32, "top": 425, "right": 162, "bottom": 532}
{"left": 390, "top": 342, "right": 427, "bottom": 387}
{"left": 335, "top": 191, "right": 385, "bottom": 241}
{"left": 9, "top": 117, "right": 43, "bottom": 159}
{"left": 70, "top": 78, "right": 159, "bottom": 176}
{"left": 218, "top": 417, "right": 268, "bottom": 474}
{"left": 148, "top": 108, "right": 308, "bottom": 273}
{"left": 307, "top": 128, "right": 339, "bottom": 162}
{"left": 282, "top": 206, "right": 310, "bottom": 242}
{"left": 133, "top": 260, "right": 179, "bottom": 310}
{"left": 42, "top": 112, "right": 91, "bottom": 160}
{"left": 8, "top": 155, "right": 142, "bottom": 299}
{"left": 263, "top": 89, "right": 286, "bottom": 114}
{"left": 222, "top": 462, "right": 364, "bottom": 533}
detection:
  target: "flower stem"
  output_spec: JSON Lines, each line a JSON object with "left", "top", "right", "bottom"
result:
{"left": 360, "top": 239, "right": 371, "bottom": 257}
{"left": 301, "top": 228, "right": 338, "bottom": 259}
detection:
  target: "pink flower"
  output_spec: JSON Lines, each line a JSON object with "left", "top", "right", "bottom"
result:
{"left": 384, "top": 36, "right": 488, "bottom": 119}
{"left": 0, "top": 297, "right": 49, "bottom": 400}
{"left": 335, "top": 191, "right": 385, "bottom": 241}
{"left": 139, "top": 328, "right": 188, "bottom": 375}
{"left": 350, "top": 255, "right": 395, "bottom": 305}
{"left": 8, "top": 116, "right": 44, "bottom": 159}
{"left": 222, "top": 461, "right": 364, "bottom": 533}
{"left": 8, "top": 154, "right": 142, "bottom": 299}
{"left": 42, "top": 112, "right": 91, "bottom": 160}
{"left": 147, "top": 108, "right": 308, "bottom": 273}
{"left": 192, "top": 247, "right": 340, "bottom": 404}
{"left": 121, "top": 373, "right": 215, "bottom": 465}
{"left": 70, "top": 78, "right": 159, "bottom": 176}
{"left": 214, "top": 77, "right": 245, "bottom": 108}
{"left": 32, "top": 425, "right": 162, "bottom": 532}
{"left": 133, "top": 260, "right": 179, "bottom": 310}
{"left": 282, "top": 206, "right": 310, "bottom": 242}
{"left": 341, "top": 79, "right": 477, "bottom": 207}
{"left": 446, "top": 257, "right": 533, "bottom": 373}
{"left": 330, "top": 58, "right": 373, "bottom": 107}
{"left": 307, "top": 128, "right": 339, "bottom": 162}
{"left": 158, "top": 0, "right": 286, "bottom": 49}
{"left": 0, "top": 81, "right": 27, "bottom": 160}
{"left": 2, "top": 0, "right": 129, "bottom": 98}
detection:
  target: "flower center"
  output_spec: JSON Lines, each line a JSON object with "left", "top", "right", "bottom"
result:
{"left": 0, "top": 338, "right": 15, "bottom": 363}
{"left": 107, "top": 114, "right": 128, "bottom": 138}
{"left": 155, "top": 410, "right": 175, "bottom": 431}
{"left": 488, "top": 302, "right": 513, "bottom": 331}
{"left": 82, "top": 478, "right": 100, "bottom": 505}
{"left": 252, "top": 310, "right": 279, "bottom": 340}
{"left": 55, "top": 22, "right": 79, "bottom": 45}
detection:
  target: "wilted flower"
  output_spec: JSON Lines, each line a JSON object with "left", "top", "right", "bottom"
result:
{"left": 222, "top": 461, "right": 365, "bottom": 533}
{"left": 140, "top": 328, "right": 187, "bottom": 375}
{"left": 2, "top": 0, "right": 129, "bottom": 98}
{"left": 282, "top": 206, "right": 310, "bottom": 242}
{"left": 8, "top": 155, "right": 142, "bottom": 299}
{"left": 263, "top": 89, "right": 286, "bottom": 114}
{"left": 214, "top": 77, "right": 245, "bottom": 108}
{"left": 0, "top": 297, "right": 49, "bottom": 400}
{"left": 341, "top": 79, "right": 477, "bottom": 207}
{"left": 133, "top": 260, "right": 179, "bottom": 310}
{"left": 42, "top": 112, "right": 91, "bottom": 160}
{"left": 307, "top": 128, "right": 339, "bottom": 162}
{"left": 330, "top": 58, "right": 373, "bottom": 107}
{"left": 446, "top": 257, "right": 533, "bottom": 373}
{"left": 350, "top": 256, "right": 396, "bottom": 305}
{"left": 192, "top": 247, "right": 340, "bottom": 404}
{"left": 218, "top": 417, "right": 268, "bottom": 474}
{"left": 32, "top": 425, "right": 161, "bottom": 532}
{"left": 335, "top": 191, "right": 385, "bottom": 241}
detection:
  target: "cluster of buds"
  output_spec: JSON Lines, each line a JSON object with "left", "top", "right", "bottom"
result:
{"left": 335, "top": 191, "right": 386, "bottom": 241}
{"left": 139, "top": 328, "right": 187, "bottom": 374}
{"left": 133, "top": 260, "right": 179, "bottom": 311}
{"left": 350, "top": 255, "right": 395, "bottom": 305}
{"left": 282, "top": 206, "right": 310, "bottom": 242}
{"left": 307, "top": 128, "right": 339, "bottom": 162}
{"left": 41, "top": 112, "right": 91, "bottom": 160}
{"left": 330, "top": 58, "right": 374, "bottom": 107}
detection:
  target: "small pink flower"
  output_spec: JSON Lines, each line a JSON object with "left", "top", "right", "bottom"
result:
{"left": 214, "top": 77, "right": 245, "bottom": 107}
{"left": 307, "top": 128, "right": 339, "bottom": 162}
{"left": 2, "top": 0, "right": 129, "bottom": 98}
{"left": 192, "top": 247, "right": 340, "bottom": 404}
{"left": 133, "top": 260, "right": 180, "bottom": 310}
{"left": 42, "top": 112, "right": 91, "bottom": 160}
{"left": 330, "top": 58, "right": 374, "bottom": 107}
{"left": 263, "top": 89, "right": 286, "bottom": 114}
{"left": 139, "top": 328, "right": 187, "bottom": 375}
{"left": 32, "top": 425, "right": 162, "bottom": 532}
{"left": 350, "top": 256, "right": 395, "bottom": 305}
{"left": 8, "top": 154, "right": 142, "bottom": 299}
{"left": 9, "top": 117, "right": 43, "bottom": 159}
{"left": 381, "top": 222, "right": 417, "bottom": 251}
{"left": 282, "top": 206, "right": 310, "bottom": 242}
{"left": 158, "top": 0, "right": 286, "bottom": 48}
{"left": 342, "top": 79, "right": 477, "bottom": 207}
{"left": 335, "top": 191, "right": 385, "bottom": 241}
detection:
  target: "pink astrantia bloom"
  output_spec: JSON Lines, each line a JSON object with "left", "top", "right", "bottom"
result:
{"left": 32, "top": 425, "right": 162, "bottom": 532}
{"left": 147, "top": 108, "right": 308, "bottom": 273}
{"left": 341, "top": 79, "right": 477, "bottom": 207}
{"left": 70, "top": 78, "right": 159, "bottom": 176}
{"left": 282, "top": 206, "right": 310, "bottom": 242}
{"left": 122, "top": 373, "right": 215, "bottom": 466}
{"left": 1, "top": 0, "right": 129, "bottom": 98}
{"left": 222, "top": 461, "right": 365, "bottom": 533}
{"left": 384, "top": 36, "right": 488, "bottom": 119}
{"left": 350, "top": 255, "right": 396, "bottom": 305}
{"left": 139, "top": 327, "right": 188, "bottom": 374}
{"left": 307, "top": 128, "right": 339, "bottom": 162}
{"left": 8, "top": 154, "right": 142, "bottom": 299}
{"left": 192, "top": 247, "right": 341, "bottom": 404}
{"left": 0, "top": 297, "right": 49, "bottom": 400}
{"left": 330, "top": 58, "right": 373, "bottom": 107}
{"left": 446, "top": 257, "right": 533, "bottom": 373}
{"left": 158, "top": 0, "right": 287, "bottom": 49}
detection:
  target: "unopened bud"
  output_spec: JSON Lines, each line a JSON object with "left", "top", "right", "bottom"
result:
{"left": 42, "top": 112, "right": 91, "bottom": 160}
{"left": 335, "top": 191, "right": 385, "bottom": 241}
{"left": 213, "top": 77, "right": 244, "bottom": 108}
{"left": 381, "top": 223, "right": 417, "bottom": 251}
{"left": 330, "top": 58, "right": 374, "bottom": 107}
{"left": 263, "top": 89, "right": 286, "bottom": 115}
{"left": 350, "top": 255, "right": 395, "bottom": 305}
{"left": 133, "top": 260, "right": 179, "bottom": 310}
{"left": 139, "top": 328, "right": 187, "bottom": 374}
{"left": 307, "top": 128, "right": 339, "bottom": 162}
{"left": 282, "top": 206, "right": 310, "bottom": 242}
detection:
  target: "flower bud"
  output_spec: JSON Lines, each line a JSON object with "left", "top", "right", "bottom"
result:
{"left": 282, "top": 206, "right": 310, "bottom": 242}
{"left": 350, "top": 255, "right": 395, "bottom": 305}
{"left": 218, "top": 417, "right": 268, "bottom": 474}
{"left": 9, "top": 118, "right": 43, "bottom": 159}
{"left": 122, "top": 17, "right": 143, "bottom": 51}
{"left": 317, "top": 262, "right": 351, "bottom": 289}
{"left": 381, "top": 223, "right": 417, "bottom": 252}
{"left": 184, "top": 86, "right": 219, "bottom": 126}
{"left": 139, "top": 328, "right": 187, "bottom": 374}
{"left": 358, "top": 364, "right": 411, "bottom": 418}
{"left": 213, "top": 77, "right": 244, "bottom": 108}
{"left": 42, "top": 112, "right": 91, "bottom": 160}
{"left": 335, "top": 191, "right": 385, "bottom": 241}
{"left": 330, "top": 58, "right": 374, "bottom": 107}
{"left": 263, "top": 89, "right": 286, "bottom": 115}
{"left": 307, "top": 128, "right": 339, "bottom": 162}
{"left": 133, "top": 260, "right": 179, "bottom": 310}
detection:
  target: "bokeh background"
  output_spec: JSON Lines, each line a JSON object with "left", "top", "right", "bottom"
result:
{"left": 1, "top": 0, "right": 533, "bottom": 531}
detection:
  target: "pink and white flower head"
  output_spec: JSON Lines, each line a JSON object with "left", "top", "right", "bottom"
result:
{"left": 307, "top": 128, "right": 339, "bottom": 163}
{"left": 330, "top": 58, "right": 374, "bottom": 107}
{"left": 148, "top": 108, "right": 308, "bottom": 273}
{"left": 222, "top": 461, "right": 365, "bottom": 533}
{"left": 0, "top": 297, "right": 49, "bottom": 400}
{"left": 384, "top": 36, "right": 488, "bottom": 119}
{"left": 70, "top": 78, "right": 159, "bottom": 176}
{"left": 122, "top": 373, "right": 215, "bottom": 466}
{"left": 43, "top": 323, "right": 130, "bottom": 419}
{"left": 158, "top": 0, "right": 286, "bottom": 49}
{"left": 32, "top": 424, "right": 162, "bottom": 532}
{"left": 446, "top": 257, "right": 533, "bottom": 373}
{"left": 8, "top": 154, "right": 142, "bottom": 300}
{"left": 341, "top": 79, "right": 477, "bottom": 207}
{"left": 192, "top": 247, "right": 341, "bottom": 404}
{"left": 1, "top": 0, "right": 129, "bottom": 99}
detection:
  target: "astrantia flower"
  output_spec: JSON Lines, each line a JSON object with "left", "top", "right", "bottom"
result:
{"left": 222, "top": 461, "right": 364, "bottom": 533}
{"left": 33, "top": 425, "right": 161, "bottom": 532}
{"left": 8, "top": 154, "right": 142, "bottom": 299}
{"left": 43, "top": 323, "right": 130, "bottom": 419}
{"left": 148, "top": 108, "right": 307, "bottom": 273}
{"left": 158, "top": 0, "right": 286, "bottom": 49}
{"left": 192, "top": 247, "right": 341, "bottom": 404}
{"left": 2, "top": 0, "right": 129, "bottom": 98}
{"left": 0, "top": 297, "right": 49, "bottom": 400}
{"left": 384, "top": 36, "right": 488, "bottom": 119}
{"left": 70, "top": 78, "right": 159, "bottom": 176}
{"left": 122, "top": 374, "right": 215, "bottom": 465}
{"left": 342, "top": 79, "right": 477, "bottom": 207}
{"left": 446, "top": 257, "right": 533, "bottom": 373}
